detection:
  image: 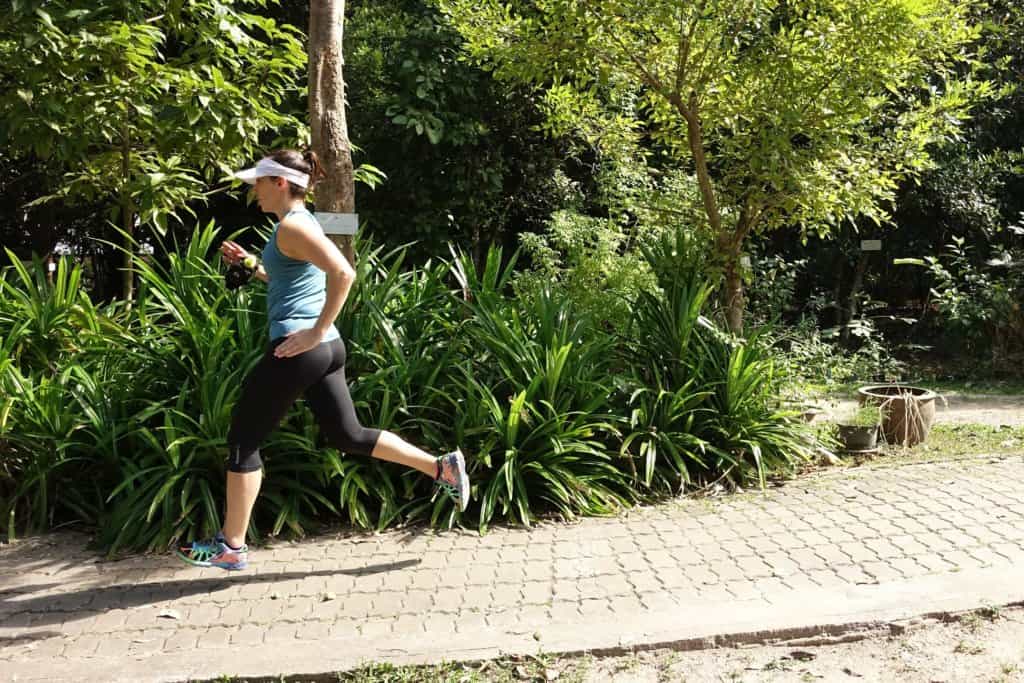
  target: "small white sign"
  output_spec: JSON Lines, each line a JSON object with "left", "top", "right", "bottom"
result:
{"left": 861, "top": 239, "right": 882, "bottom": 252}
{"left": 316, "top": 212, "right": 358, "bottom": 236}
{"left": 47, "top": 261, "right": 56, "bottom": 272}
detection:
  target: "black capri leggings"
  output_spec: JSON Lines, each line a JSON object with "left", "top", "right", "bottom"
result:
{"left": 226, "top": 337, "right": 381, "bottom": 473}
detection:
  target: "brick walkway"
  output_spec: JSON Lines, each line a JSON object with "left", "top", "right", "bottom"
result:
{"left": 3, "top": 454, "right": 1024, "bottom": 682}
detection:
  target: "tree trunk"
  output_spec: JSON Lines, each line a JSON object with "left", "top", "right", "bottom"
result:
{"left": 718, "top": 207, "right": 755, "bottom": 336}
{"left": 121, "top": 203, "right": 134, "bottom": 301}
{"left": 721, "top": 240, "right": 744, "bottom": 335}
{"left": 832, "top": 250, "right": 846, "bottom": 328}
{"left": 677, "top": 93, "right": 722, "bottom": 236}
{"left": 676, "top": 93, "right": 747, "bottom": 334}
{"left": 840, "top": 251, "right": 869, "bottom": 345}
{"left": 120, "top": 118, "right": 134, "bottom": 302}
{"left": 309, "top": 0, "right": 356, "bottom": 266}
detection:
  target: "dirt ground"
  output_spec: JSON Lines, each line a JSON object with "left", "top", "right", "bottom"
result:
{"left": 821, "top": 393, "right": 1024, "bottom": 427}
{"left": 567, "top": 605, "right": 1024, "bottom": 683}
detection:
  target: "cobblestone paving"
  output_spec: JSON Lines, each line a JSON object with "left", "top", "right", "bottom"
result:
{"left": 2, "top": 455, "right": 1023, "bottom": 681}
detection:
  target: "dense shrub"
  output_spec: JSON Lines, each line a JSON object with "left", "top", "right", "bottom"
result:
{"left": 0, "top": 224, "right": 815, "bottom": 551}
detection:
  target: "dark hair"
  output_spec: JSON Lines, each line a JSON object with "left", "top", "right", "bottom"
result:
{"left": 268, "top": 148, "right": 326, "bottom": 198}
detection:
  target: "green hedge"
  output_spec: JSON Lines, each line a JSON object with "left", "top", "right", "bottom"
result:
{"left": 0, "top": 224, "right": 815, "bottom": 552}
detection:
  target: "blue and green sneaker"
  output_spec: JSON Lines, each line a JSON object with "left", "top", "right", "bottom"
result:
{"left": 176, "top": 532, "right": 248, "bottom": 571}
{"left": 435, "top": 448, "right": 470, "bottom": 512}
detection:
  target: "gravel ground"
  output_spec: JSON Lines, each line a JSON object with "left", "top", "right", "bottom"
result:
{"left": 571, "top": 605, "right": 1024, "bottom": 683}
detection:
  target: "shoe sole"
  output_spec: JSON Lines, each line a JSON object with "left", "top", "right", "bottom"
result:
{"left": 175, "top": 551, "right": 248, "bottom": 571}
{"left": 454, "top": 448, "right": 470, "bottom": 512}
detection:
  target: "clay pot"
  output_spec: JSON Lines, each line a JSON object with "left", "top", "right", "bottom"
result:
{"left": 836, "top": 424, "right": 879, "bottom": 452}
{"left": 857, "top": 384, "right": 937, "bottom": 447}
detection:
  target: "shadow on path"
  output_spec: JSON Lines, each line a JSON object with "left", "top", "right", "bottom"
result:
{"left": 0, "top": 559, "right": 421, "bottom": 627}
{"left": 0, "top": 632, "right": 63, "bottom": 651}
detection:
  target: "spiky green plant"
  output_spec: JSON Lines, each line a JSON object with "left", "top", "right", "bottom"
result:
{"left": 435, "top": 247, "right": 634, "bottom": 530}
{"left": 619, "top": 229, "right": 814, "bottom": 491}
{"left": 0, "top": 222, "right": 821, "bottom": 549}
{"left": 0, "top": 251, "right": 103, "bottom": 374}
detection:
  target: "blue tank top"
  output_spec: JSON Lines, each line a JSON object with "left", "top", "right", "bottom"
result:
{"left": 261, "top": 207, "right": 341, "bottom": 343}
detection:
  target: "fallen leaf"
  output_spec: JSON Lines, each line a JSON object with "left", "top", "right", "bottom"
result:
{"left": 157, "top": 609, "right": 181, "bottom": 620}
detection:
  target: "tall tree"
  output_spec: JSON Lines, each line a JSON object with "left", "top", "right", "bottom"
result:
{"left": 308, "top": 0, "right": 356, "bottom": 265}
{"left": 443, "top": 0, "right": 987, "bottom": 333}
{"left": 0, "top": 0, "right": 306, "bottom": 299}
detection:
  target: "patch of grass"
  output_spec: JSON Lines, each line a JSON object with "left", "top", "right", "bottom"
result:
{"left": 795, "top": 421, "right": 1024, "bottom": 479}
{"left": 914, "top": 424, "right": 1024, "bottom": 459}
{"left": 303, "top": 655, "right": 589, "bottom": 683}
{"left": 205, "top": 656, "right": 592, "bottom": 683}
{"left": 338, "top": 661, "right": 497, "bottom": 683}
{"left": 762, "top": 657, "right": 795, "bottom": 671}
{"left": 610, "top": 652, "right": 643, "bottom": 675}
{"left": 966, "top": 607, "right": 995, "bottom": 635}
{"left": 993, "top": 662, "right": 1020, "bottom": 682}
{"left": 954, "top": 640, "right": 986, "bottom": 655}
{"left": 655, "top": 650, "right": 681, "bottom": 674}
{"left": 801, "top": 376, "right": 1024, "bottom": 401}
{"left": 919, "top": 378, "right": 1024, "bottom": 397}
{"left": 961, "top": 605, "right": 1005, "bottom": 635}
{"left": 977, "top": 604, "right": 1005, "bottom": 622}
{"left": 785, "top": 380, "right": 844, "bottom": 400}
{"left": 832, "top": 423, "right": 1024, "bottom": 469}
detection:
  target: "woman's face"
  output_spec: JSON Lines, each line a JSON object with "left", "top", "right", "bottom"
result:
{"left": 251, "top": 176, "right": 285, "bottom": 212}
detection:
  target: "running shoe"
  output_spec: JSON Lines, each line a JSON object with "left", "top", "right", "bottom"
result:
{"left": 436, "top": 448, "right": 470, "bottom": 512}
{"left": 176, "top": 532, "right": 248, "bottom": 571}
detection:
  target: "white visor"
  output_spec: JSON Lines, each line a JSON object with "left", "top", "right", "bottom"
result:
{"left": 233, "top": 158, "right": 310, "bottom": 189}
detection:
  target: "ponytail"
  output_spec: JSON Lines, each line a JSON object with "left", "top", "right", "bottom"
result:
{"left": 302, "top": 149, "right": 327, "bottom": 187}
{"left": 268, "top": 148, "right": 327, "bottom": 198}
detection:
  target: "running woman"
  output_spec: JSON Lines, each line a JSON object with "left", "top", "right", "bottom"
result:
{"left": 177, "top": 149, "right": 470, "bottom": 571}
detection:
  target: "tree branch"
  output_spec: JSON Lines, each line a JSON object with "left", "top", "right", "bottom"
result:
{"left": 674, "top": 1, "right": 704, "bottom": 96}
{"left": 679, "top": 90, "right": 723, "bottom": 236}
{"left": 604, "top": 18, "right": 671, "bottom": 97}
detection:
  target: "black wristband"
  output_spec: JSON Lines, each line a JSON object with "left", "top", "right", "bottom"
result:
{"left": 225, "top": 257, "right": 258, "bottom": 290}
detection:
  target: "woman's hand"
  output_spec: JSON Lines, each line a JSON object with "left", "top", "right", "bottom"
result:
{"left": 220, "top": 240, "right": 250, "bottom": 266}
{"left": 221, "top": 239, "right": 269, "bottom": 284}
{"left": 273, "top": 328, "right": 323, "bottom": 358}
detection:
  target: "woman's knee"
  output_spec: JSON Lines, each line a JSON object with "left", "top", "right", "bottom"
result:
{"left": 227, "top": 442, "right": 263, "bottom": 473}
{"left": 327, "top": 426, "right": 381, "bottom": 457}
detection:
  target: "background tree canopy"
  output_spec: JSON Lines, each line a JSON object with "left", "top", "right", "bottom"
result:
{"left": 0, "top": 0, "right": 307, "bottom": 297}
{"left": 441, "top": 0, "right": 990, "bottom": 333}
{"left": 0, "top": 0, "right": 1021, "bottom": 365}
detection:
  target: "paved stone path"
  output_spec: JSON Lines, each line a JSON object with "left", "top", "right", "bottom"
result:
{"left": 3, "top": 454, "right": 1024, "bottom": 682}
